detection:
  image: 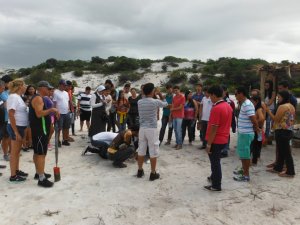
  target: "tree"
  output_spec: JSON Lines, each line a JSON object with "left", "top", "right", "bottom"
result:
{"left": 189, "top": 74, "right": 200, "bottom": 84}
{"left": 139, "top": 59, "right": 152, "bottom": 68}
{"left": 26, "top": 69, "right": 61, "bottom": 86}
{"left": 91, "top": 56, "right": 105, "bottom": 64}
{"left": 45, "top": 58, "right": 58, "bottom": 68}
{"left": 73, "top": 70, "right": 83, "bottom": 77}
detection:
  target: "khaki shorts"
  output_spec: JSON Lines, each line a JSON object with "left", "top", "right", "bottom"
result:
{"left": 138, "top": 128, "right": 159, "bottom": 158}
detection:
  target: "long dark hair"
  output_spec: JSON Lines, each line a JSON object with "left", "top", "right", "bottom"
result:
{"left": 25, "top": 85, "right": 36, "bottom": 96}
{"left": 278, "top": 90, "right": 290, "bottom": 106}
{"left": 264, "top": 80, "right": 273, "bottom": 99}
{"left": 250, "top": 95, "right": 262, "bottom": 111}
{"left": 117, "top": 90, "right": 124, "bottom": 104}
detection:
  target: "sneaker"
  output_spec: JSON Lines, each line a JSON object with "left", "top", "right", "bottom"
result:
{"left": 113, "top": 162, "right": 127, "bottom": 168}
{"left": 58, "top": 141, "right": 62, "bottom": 148}
{"left": 149, "top": 172, "right": 160, "bottom": 181}
{"left": 233, "top": 175, "right": 250, "bottom": 182}
{"left": 62, "top": 140, "right": 70, "bottom": 146}
{"left": 38, "top": 178, "right": 54, "bottom": 188}
{"left": 164, "top": 141, "right": 171, "bottom": 145}
{"left": 233, "top": 168, "right": 244, "bottom": 175}
{"left": 175, "top": 145, "right": 182, "bottom": 150}
{"left": 137, "top": 169, "right": 144, "bottom": 178}
{"left": 34, "top": 173, "right": 52, "bottom": 180}
{"left": 204, "top": 185, "right": 221, "bottom": 191}
{"left": 3, "top": 154, "right": 10, "bottom": 161}
{"left": 0, "top": 165, "right": 6, "bottom": 169}
{"left": 16, "top": 170, "right": 28, "bottom": 177}
{"left": 10, "top": 175, "right": 26, "bottom": 182}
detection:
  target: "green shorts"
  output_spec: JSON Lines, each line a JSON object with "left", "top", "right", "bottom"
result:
{"left": 237, "top": 133, "right": 254, "bottom": 159}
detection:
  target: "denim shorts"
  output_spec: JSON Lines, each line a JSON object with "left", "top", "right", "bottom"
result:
{"left": 6, "top": 124, "right": 27, "bottom": 141}
{"left": 58, "top": 113, "right": 71, "bottom": 129}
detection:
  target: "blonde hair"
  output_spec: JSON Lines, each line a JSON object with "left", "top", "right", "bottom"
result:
{"left": 8, "top": 79, "right": 25, "bottom": 94}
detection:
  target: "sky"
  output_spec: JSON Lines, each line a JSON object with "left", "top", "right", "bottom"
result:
{"left": 1, "top": 0, "right": 300, "bottom": 68}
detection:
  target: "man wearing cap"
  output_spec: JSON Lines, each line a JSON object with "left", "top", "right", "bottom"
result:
{"left": 53, "top": 80, "right": 71, "bottom": 146}
{"left": 30, "top": 81, "right": 60, "bottom": 187}
{"left": 89, "top": 85, "right": 109, "bottom": 137}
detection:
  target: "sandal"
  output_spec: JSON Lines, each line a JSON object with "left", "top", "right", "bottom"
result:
{"left": 266, "top": 162, "right": 276, "bottom": 168}
{"left": 266, "top": 168, "right": 280, "bottom": 173}
{"left": 278, "top": 172, "right": 294, "bottom": 178}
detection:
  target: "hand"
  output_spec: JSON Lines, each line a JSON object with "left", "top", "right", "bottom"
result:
{"left": 206, "top": 145, "right": 212, "bottom": 154}
{"left": 55, "top": 111, "right": 60, "bottom": 120}
{"left": 15, "top": 132, "right": 22, "bottom": 142}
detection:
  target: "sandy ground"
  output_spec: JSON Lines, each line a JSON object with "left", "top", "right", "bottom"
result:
{"left": 1, "top": 120, "right": 300, "bottom": 225}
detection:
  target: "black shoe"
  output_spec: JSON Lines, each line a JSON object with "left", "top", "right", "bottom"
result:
{"left": 204, "top": 185, "right": 221, "bottom": 191}
{"left": 220, "top": 152, "right": 228, "bottom": 158}
{"left": 34, "top": 173, "right": 51, "bottom": 180}
{"left": 38, "top": 178, "right": 54, "bottom": 188}
{"left": 58, "top": 141, "right": 62, "bottom": 148}
{"left": 10, "top": 175, "right": 26, "bottom": 182}
{"left": 62, "top": 140, "right": 70, "bottom": 146}
{"left": 113, "top": 162, "right": 127, "bottom": 168}
{"left": 149, "top": 172, "right": 160, "bottom": 181}
{"left": 0, "top": 165, "right": 6, "bottom": 169}
{"left": 16, "top": 170, "right": 28, "bottom": 177}
{"left": 137, "top": 169, "right": 144, "bottom": 178}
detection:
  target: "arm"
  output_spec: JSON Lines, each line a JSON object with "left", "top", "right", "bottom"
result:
{"left": 8, "top": 109, "right": 22, "bottom": 141}
{"left": 198, "top": 103, "right": 203, "bottom": 121}
{"left": 250, "top": 115, "right": 260, "bottom": 133}
{"left": 90, "top": 94, "right": 104, "bottom": 108}
{"left": 267, "top": 91, "right": 276, "bottom": 106}
{"left": 193, "top": 100, "right": 199, "bottom": 120}
{"left": 32, "top": 96, "right": 59, "bottom": 118}
{"left": 256, "top": 108, "right": 265, "bottom": 128}
{"left": 266, "top": 105, "right": 287, "bottom": 123}
{"left": 206, "top": 125, "right": 218, "bottom": 154}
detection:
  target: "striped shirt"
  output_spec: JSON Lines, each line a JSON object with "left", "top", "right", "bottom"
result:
{"left": 77, "top": 92, "right": 92, "bottom": 111}
{"left": 238, "top": 99, "right": 255, "bottom": 134}
{"left": 138, "top": 97, "right": 168, "bottom": 128}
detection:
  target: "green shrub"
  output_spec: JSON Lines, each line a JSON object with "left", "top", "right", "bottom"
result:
{"left": 291, "top": 88, "right": 300, "bottom": 97}
{"left": 169, "top": 71, "right": 187, "bottom": 84}
{"left": 26, "top": 69, "right": 61, "bottom": 87}
{"left": 91, "top": 56, "right": 105, "bottom": 64}
{"left": 163, "top": 56, "right": 188, "bottom": 63}
{"left": 139, "top": 59, "right": 152, "bottom": 68}
{"left": 189, "top": 74, "right": 200, "bottom": 84}
{"left": 161, "top": 64, "right": 167, "bottom": 72}
{"left": 45, "top": 58, "right": 58, "bottom": 68}
{"left": 118, "top": 72, "right": 143, "bottom": 85}
{"left": 112, "top": 56, "right": 139, "bottom": 72}
{"left": 73, "top": 70, "right": 83, "bottom": 77}
{"left": 168, "top": 62, "right": 179, "bottom": 67}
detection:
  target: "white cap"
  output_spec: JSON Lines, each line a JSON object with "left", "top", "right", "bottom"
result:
{"left": 97, "top": 85, "right": 105, "bottom": 92}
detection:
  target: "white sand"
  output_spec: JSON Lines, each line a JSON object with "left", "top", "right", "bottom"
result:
{"left": 1, "top": 120, "right": 300, "bottom": 225}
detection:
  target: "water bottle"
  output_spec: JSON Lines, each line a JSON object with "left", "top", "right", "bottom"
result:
{"left": 257, "top": 132, "right": 262, "bottom": 141}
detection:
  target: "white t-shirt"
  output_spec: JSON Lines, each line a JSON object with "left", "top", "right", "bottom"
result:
{"left": 92, "top": 132, "right": 118, "bottom": 144}
{"left": 53, "top": 89, "right": 69, "bottom": 114}
{"left": 7, "top": 93, "right": 28, "bottom": 126}
{"left": 201, "top": 96, "right": 213, "bottom": 121}
{"left": 124, "top": 91, "right": 132, "bottom": 100}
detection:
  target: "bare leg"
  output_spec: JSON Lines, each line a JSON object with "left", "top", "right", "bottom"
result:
{"left": 10, "top": 140, "right": 22, "bottom": 176}
{"left": 48, "top": 124, "right": 54, "bottom": 144}
{"left": 242, "top": 159, "right": 250, "bottom": 176}
{"left": 80, "top": 121, "right": 84, "bottom": 131}
{"left": 150, "top": 157, "right": 157, "bottom": 173}
{"left": 1, "top": 137, "right": 10, "bottom": 155}
{"left": 138, "top": 155, "right": 144, "bottom": 170}
{"left": 86, "top": 121, "right": 91, "bottom": 130}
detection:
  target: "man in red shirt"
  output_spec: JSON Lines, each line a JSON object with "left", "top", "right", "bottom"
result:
{"left": 205, "top": 85, "right": 232, "bottom": 191}
{"left": 170, "top": 86, "right": 185, "bottom": 150}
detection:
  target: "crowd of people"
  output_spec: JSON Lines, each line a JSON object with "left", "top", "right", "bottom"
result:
{"left": 0, "top": 75, "right": 298, "bottom": 191}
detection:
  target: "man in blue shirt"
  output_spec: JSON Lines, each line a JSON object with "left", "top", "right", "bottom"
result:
{"left": 192, "top": 83, "right": 204, "bottom": 142}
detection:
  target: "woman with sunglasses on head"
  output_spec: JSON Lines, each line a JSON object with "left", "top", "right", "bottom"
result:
{"left": 266, "top": 90, "right": 295, "bottom": 177}
{"left": 6, "top": 79, "right": 29, "bottom": 182}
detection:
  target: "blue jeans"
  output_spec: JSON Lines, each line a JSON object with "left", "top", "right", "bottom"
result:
{"left": 173, "top": 118, "right": 183, "bottom": 145}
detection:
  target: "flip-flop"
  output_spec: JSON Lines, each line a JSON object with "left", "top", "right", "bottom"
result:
{"left": 278, "top": 172, "right": 294, "bottom": 178}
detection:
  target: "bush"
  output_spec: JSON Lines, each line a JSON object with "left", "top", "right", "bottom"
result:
{"left": 26, "top": 69, "right": 61, "bottom": 87}
{"left": 139, "top": 59, "right": 152, "bottom": 68}
{"left": 161, "top": 64, "right": 167, "bottom": 72}
{"left": 168, "top": 71, "right": 187, "bottom": 84}
{"left": 45, "top": 58, "right": 58, "bottom": 68}
{"left": 163, "top": 56, "right": 188, "bottom": 63}
{"left": 189, "top": 74, "right": 200, "bottom": 84}
{"left": 291, "top": 88, "right": 300, "bottom": 97}
{"left": 118, "top": 72, "right": 143, "bottom": 85}
{"left": 73, "top": 70, "right": 83, "bottom": 77}
{"left": 91, "top": 56, "right": 105, "bottom": 64}
{"left": 168, "top": 62, "right": 179, "bottom": 67}
{"left": 112, "top": 56, "right": 139, "bottom": 72}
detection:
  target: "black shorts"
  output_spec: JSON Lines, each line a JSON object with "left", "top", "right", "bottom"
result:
{"left": 32, "top": 134, "right": 49, "bottom": 155}
{"left": 80, "top": 110, "right": 91, "bottom": 122}
{"left": 0, "top": 122, "right": 9, "bottom": 140}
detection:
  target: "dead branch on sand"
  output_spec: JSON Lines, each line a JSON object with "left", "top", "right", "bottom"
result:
{"left": 43, "top": 210, "right": 60, "bottom": 217}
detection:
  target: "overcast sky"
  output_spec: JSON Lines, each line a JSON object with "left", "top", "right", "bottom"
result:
{"left": 1, "top": 0, "right": 300, "bottom": 68}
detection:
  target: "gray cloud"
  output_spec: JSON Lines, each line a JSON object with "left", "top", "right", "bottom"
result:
{"left": 1, "top": 0, "right": 300, "bottom": 68}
